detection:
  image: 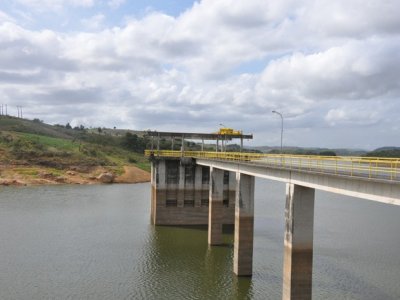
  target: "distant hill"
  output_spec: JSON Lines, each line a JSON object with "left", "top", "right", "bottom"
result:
{"left": 0, "top": 116, "right": 76, "bottom": 140}
{"left": 249, "top": 145, "right": 367, "bottom": 156}
{"left": 373, "top": 146, "right": 400, "bottom": 152}
{"left": 365, "top": 147, "right": 400, "bottom": 158}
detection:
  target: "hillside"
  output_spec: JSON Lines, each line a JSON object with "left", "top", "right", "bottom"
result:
{"left": 365, "top": 147, "right": 400, "bottom": 158}
{"left": 0, "top": 116, "right": 150, "bottom": 186}
{"left": 249, "top": 145, "right": 367, "bottom": 156}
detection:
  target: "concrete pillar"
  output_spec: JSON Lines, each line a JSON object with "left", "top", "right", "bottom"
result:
{"left": 158, "top": 160, "right": 166, "bottom": 189}
{"left": 177, "top": 164, "right": 185, "bottom": 208}
{"left": 228, "top": 171, "right": 236, "bottom": 207}
{"left": 233, "top": 173, "right": 255, "bottom": 276}
{"left": 283, "top": 183, "right": 315, "bottom": 300}
{"left": 150, "top": 161, "right": 156, "bottom": 224}
{"left": 208, "top": 167, "right": 224, "bottom": 245}
{"left": 194, "top": 165, "right": 202, "bottom": 207}
{"left": 151, "top": 160, "right": 166, "bottom": 225}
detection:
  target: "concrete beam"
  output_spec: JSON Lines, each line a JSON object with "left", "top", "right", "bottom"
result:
{"left": 283, "top": 183, "right": 315, "bottom": 300}
{"left": 194, "top": 165, "right": 202, "bottom": 207}
{"left": 196, "top": 159, "right": 400, "bottom": 205}
{"left": 208, "top": 167, "right": 224, "bottom": 245}
{"left": 233, "top": 173, "right": 255, "bottom": 276}
{"left": 177, "top": 164, "right": 185, "bottom": 207}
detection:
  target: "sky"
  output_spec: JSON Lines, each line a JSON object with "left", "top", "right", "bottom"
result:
{"left": 0, "top": 0, "right": 399, "bottom": 150}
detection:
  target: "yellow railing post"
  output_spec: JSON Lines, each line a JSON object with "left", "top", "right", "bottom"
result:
{"left": 335, "top": 159, "right": 338, "bottom": 175}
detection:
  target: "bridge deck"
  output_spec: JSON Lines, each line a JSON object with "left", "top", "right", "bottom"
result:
{"left": 145, "top": 150, "right": 400, "bottom": 182}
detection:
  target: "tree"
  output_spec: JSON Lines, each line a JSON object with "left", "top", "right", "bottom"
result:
{"left": 319, "top": 151, "right": 336, "bottom": 156}
{"left": 122, "top": 132, "right": 145, "bottom": 152}
{"left": 65, "top": 123, "right": 72, "bottom": 129}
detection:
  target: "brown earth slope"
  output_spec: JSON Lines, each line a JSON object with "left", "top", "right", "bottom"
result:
{"left": 0, "top": 164, "right": 150, "bottom": 186}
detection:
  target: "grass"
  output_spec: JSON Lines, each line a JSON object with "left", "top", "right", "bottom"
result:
{"left": 0, "top": 116, "right": 151, "bottom": 172}
{"left": 13, "top": 168, "right": 39, "bottom": 176}
{"left": 18, "top": 132, "right": 78, "bottom": 151}
{"left": 136, "top": 162, "right": 151, "bottom": 172}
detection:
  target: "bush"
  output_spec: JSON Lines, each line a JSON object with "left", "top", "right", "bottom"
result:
{"left": 128, "top": 157, "right": 137, "bottom": 163}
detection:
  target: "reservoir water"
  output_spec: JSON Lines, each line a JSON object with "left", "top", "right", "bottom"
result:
{"left": 0, "top": 180, "right": 399, "bottom": 299}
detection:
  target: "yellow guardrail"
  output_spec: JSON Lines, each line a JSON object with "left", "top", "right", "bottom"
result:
{"left": 144, "top": 150, "right": 400, "bottom": 181}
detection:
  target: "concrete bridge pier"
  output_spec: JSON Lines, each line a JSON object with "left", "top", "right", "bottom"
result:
{"left": 233, "top": 173, "right": 255, "bottom": 276}
{"left": 283, "top": 183, "right": 315, "bottom": 300}
{"left": 208, "top": 167, "right": 224, "bottom": 245}
{"left": 150, "top": 159, "right": 166, "bottom": 225}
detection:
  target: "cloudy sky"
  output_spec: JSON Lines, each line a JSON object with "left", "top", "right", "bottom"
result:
{"left": 0, "top": 0, "right": 399, "bottom": 149}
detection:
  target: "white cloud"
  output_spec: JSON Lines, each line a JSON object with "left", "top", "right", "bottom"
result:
{"left": 81, "top": 13, "right": 105, "bottom": 30}
{"left": 1, "top": 0, "right": 400, "bottom": 148}
{"left": 259, "top": 39, "right": 400, "bottom": 102}
{"left": 325, "top": 105, "right": 381, "bottom": 126}
{"left": 0, "top": 11, "right": 16, "bottom": 23}
{"left": 302, "top": 0, "right": 400, "bottom": 38}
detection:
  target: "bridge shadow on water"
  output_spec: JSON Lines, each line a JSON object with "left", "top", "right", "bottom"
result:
{"left": 136, "top": 223, "right": 253, "bottom": 299}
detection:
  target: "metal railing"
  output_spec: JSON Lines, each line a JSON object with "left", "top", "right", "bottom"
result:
{"left": 145, "top": 150, "right": 400, "bottom": 182}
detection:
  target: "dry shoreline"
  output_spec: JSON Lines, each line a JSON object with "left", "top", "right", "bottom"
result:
{"left": 0, "top": 165, "right": 150, "bottom": 186}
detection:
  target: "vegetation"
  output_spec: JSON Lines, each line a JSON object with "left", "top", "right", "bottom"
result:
{"left": 364, "top": 147, "right": 400, "bottom": 158}
{"left": 268, "top": 148, "right": 337, "bottom": 156}
{"left": 0, "top": 116, "right": 150, "bottom": 172}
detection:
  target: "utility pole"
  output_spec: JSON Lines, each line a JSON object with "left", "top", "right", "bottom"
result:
{"left": 272, "top": 110, "right": 284, "bottom": 154}
{"left": 5, "top": 104, "right": 7, "bottom": 116}
{"left": 17, "top": 105, "right": 23, "bottom": 118}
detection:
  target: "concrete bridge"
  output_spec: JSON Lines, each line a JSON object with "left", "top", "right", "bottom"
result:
{"left": 144, "top": 133, "right": 400, "bottom": 300}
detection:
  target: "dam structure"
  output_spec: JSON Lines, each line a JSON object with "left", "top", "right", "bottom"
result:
{"left": 145, "top": 130, "right": 400, "bottom": 300}
{"left": 148, "top": 130, "right": 252, "bottom": 226}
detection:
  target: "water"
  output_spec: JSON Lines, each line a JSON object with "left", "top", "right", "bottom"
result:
{"left": 0, "top": 180, "right": 399, "bottom": 299}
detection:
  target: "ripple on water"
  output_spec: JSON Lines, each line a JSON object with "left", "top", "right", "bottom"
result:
{"left": 1, "top": 182, "right": 400, "bottom": 299}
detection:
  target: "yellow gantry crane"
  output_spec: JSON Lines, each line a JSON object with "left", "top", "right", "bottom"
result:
{"left": 216, "top": 127, "right": 243, "bottom": 135}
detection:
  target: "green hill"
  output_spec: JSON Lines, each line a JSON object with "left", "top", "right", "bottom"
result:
{"left": 0, "top": 116, "right": 150, "bottom": 172}
{"left": 365, "top": 147, "right": 400, "bottom": 158}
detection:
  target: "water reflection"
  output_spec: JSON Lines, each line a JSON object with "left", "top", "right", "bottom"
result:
{"left": 138, "top": 224, "right": 252, "bottom": 300}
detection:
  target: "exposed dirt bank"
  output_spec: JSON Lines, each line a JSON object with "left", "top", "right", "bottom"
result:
{"left": 0, "top": 164, "right": 150, "bottom": 186}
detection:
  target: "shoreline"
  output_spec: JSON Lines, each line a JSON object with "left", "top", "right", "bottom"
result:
{"left": 0, "top": 164, "right": 150, "bottom": 187}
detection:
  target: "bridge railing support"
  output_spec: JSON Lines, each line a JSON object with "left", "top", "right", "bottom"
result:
{"left": 283, "top": 183, "right": 315, "bottom": 300}
{"left": 233, "top": 173, "right": 255, "bottom": 276}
